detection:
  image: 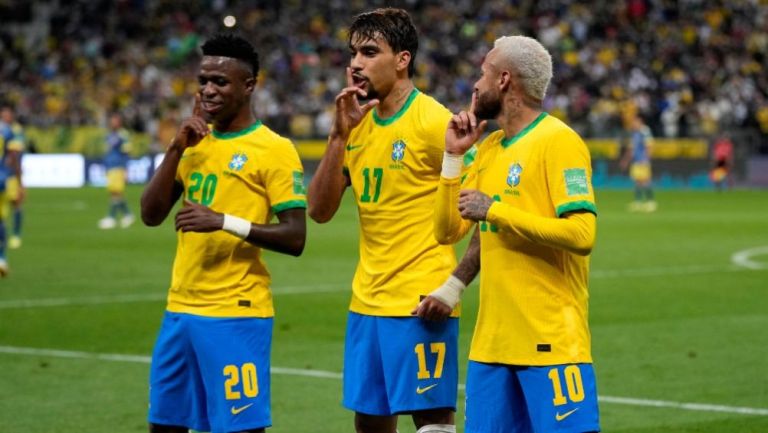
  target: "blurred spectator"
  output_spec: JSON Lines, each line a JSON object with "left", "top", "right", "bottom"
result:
{"left": 0, "top": 0, "right": 766, "bottom": 150}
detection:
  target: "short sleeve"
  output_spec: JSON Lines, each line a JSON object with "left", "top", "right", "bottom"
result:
{"left": 265, "top": 140, "right": 308, "bottom": 214}
{"left": 545, "top": 130, "right": 597, "bottom": 217}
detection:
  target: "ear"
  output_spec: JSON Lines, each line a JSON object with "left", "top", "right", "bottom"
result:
{"left": 244, "top": 76, "right": 257, "bottom": 95}
{"left": 396, "top": 50, "right": 412, "bottom": 73}
{"left": 499, "top": 70, "right": 512, "bottom": 92}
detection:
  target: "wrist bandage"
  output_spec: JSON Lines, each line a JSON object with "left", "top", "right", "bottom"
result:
{"left": 428, "top": 275, "right": 466, "bottom": 309}
{"left": 441, "top": 152, "right": 463, "bottom": 179}
{"left": 222, "top": 214, "right": 251, "bottom": 239}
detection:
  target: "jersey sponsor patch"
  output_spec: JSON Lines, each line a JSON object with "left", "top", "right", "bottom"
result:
{"left": 292, "top": 171, "right": 306, "bottom": 195}
{"left": 564, "top": 168, "right": 589, "bottom": 196}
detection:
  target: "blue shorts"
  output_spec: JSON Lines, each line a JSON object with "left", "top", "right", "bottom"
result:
{"left": 343, "top": 312, "right": 459, "bottom": 416}
{"left": 465, "top": 361, "right": 600, "bottom": 433}
{"left": 148, "top": 312, "right": 273, "bottom": 433}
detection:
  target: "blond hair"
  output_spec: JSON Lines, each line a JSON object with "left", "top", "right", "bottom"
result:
{"left": 493, "top": 36, "right": 552, "bottom": 101}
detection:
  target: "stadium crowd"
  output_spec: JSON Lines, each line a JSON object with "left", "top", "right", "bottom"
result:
{"left": 1, "top": 0, "right": 767, "bottom": 145}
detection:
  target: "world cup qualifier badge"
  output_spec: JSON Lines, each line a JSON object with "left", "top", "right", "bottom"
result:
{"left": 391, "top": 140, "right": 406, "bottom": 162}
{"left": 228, "top": 152, "right": 248, "bottom": 171}
{"left": 507, "top": 162, "right": 523, "bottom": 187}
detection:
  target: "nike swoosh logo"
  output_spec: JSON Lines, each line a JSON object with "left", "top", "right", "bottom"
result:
{"left": 416, "top": 384, "right": 438, "bottom": 394}
{"left": 346, "top": 144, "right": 363, "bottom": 151}
{"left": 231, "top": 403, "right": 254, "bottom": 415}
{"left": 555, "top": 408, "right": 579, "bottom": 421}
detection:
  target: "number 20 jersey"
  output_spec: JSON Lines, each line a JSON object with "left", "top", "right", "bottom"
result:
{"left": 170, "top": 121, "right": 307, "bottom": 318}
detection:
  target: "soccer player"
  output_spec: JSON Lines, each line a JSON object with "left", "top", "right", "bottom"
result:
{"left": 307, "top": 8, "right": 472, "bottom": 433}
{"left": 0, "top": 104, "right": 24, "bottom": 274}
{"left": 710, "top": 132, "right": 734, "bottom": 191}
{"left": 434, "top": 36, "right": 600, "bottom": 433}
{"left": 620, "top": 115, "right": 656, "bottom": 212}
{"left": 0, "top": 105, "right": 25, "bottom": 249}
{"left": 98, "top": 112, "right": 135, "bottom": 229}
{"left": 140, "top": 34, "right": 307, "bottom": 433}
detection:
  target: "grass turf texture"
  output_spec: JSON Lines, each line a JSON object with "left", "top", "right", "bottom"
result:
{"left": 0, "top": 186, "right": 766, "bottom": 432}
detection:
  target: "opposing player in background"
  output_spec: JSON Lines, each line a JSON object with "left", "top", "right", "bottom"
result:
{"left": 710, "top": 132, "right": 734, "bottom": 191}
{"left": 0, "top": 105, "right": 24, "bottom": 274}
{"left": 98, "top": 112, "right": 135, "bottom": 229}
{"left": 141, "top": 34, "right": 307, "bottom": 433}
{"left": 434, "top": 35, "right": 600, "bottom": 433}
{"left": 620, "top": 115, "right": 656, "bottom": 212}
{"left": 0, "top": 105, "right": 25, "bottom": 249}
{"left": 308, "top": 8, "right": 474, "bottom": 433}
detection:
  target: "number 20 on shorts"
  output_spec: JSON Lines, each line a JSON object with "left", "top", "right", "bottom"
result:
{"left": 223, "top": 363, "right": 259, "bottom": 400}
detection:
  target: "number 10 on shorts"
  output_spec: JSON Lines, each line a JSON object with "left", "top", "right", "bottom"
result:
{"left": 414, "top": 342, "right": 446, "bottom": 379}
{"left": 548, "top": 365, "right": 585, "bottom": 405}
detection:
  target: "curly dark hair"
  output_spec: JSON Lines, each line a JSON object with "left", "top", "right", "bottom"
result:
{"left": 200, "top": 34, "right": 260, "bottom": 76}
{"left": 348, "top": 8, "right": 419, "bottom": 77}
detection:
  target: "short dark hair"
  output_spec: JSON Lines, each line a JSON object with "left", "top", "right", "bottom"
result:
{"left": 201, "top": 34, "right": 260, "bottom": 76}
{"left": 349, "top": 8, "right": 419, "bottom": 77}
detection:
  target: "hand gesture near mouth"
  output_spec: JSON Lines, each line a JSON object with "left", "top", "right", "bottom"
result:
{"left": 170, "top": 93, "right": 210, "bottom": 154}
{"left": 331, "top": 67, "right": 380, "bottom": 140}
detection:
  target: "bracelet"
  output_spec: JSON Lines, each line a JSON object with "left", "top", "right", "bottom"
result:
{"left": 441, "top": 152, "right": 463, "bottom": 179}
{"left": 222, "top": 214, "right": 251, "bottom": 239}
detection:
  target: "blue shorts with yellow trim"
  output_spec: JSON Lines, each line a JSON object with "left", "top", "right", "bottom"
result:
{"left": 465, "top": 361, "right": 600, "bottom": 433}
{"left": 343, "top": 312, "right": 459, "bottom": 416}
{"left": 106, "top": 167, "right": 127, "bottom": 194}
{"left": 148, "top": 312, "right": 272, "bottom": 432}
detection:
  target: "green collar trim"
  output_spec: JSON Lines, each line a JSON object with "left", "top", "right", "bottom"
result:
{"left": 501, "top": 112, "right": 547, "bottom": 148}
{"left": 373, "top": 88, "right": 419, "bottom": 126}
{"left": 212, "top": 121, "right": 262, "bottom": 139}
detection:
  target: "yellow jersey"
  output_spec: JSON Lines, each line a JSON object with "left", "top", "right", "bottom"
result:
{"left": 344, "top": 89, "right": 457, "bottom": 316}
{"left": 169, "top": 121, "right": 307, "bottom": 318}
{"left": 441, "top": 113, "right": 597, "bottom": 365}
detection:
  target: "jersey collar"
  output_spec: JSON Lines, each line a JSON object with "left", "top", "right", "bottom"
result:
{"left": 212, "top": 121, "right": 262, "bottom": 140}
{"left": 501, "top": 112, "right": 547, "bottom": 148}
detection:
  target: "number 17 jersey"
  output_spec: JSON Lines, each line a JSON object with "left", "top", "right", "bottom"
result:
{"left": 343, "top": 89, "right": 457, "bottom": 317}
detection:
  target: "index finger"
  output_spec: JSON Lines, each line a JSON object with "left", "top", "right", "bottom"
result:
{"left": 469, "top": 91, "right": 478, "bottom": 116}
{"left": 193, "top": 93, "right": 202, "bottom": 118}
{"left": 345, "top": 67, "right": 354, "bottom": 88}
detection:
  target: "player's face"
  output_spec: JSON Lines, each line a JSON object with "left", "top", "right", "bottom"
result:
{"left": 198, "top": 56, "right": 254, "bottom": 123}
{"left": 473, "top": 54, "right": 502, "bottom": 120}
{"left": 348, "top": 34, "right": 400, "bottom": 100}
{"left": 109, "top": 114, "right": 122, "bottom": 130}
{"left": 0, "top": 108, "right": 12, "bottom": 123}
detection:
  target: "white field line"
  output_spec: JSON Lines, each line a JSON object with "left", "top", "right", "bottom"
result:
{"left": 0, "top": 284, "right": 346, "bottom": 310}
{"left": 0, "top": 345, "right": 765, "bottom": 416}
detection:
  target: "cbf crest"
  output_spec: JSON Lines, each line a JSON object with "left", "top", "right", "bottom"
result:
{"left": 228, "top": 152, "right": 248, "bottom": 171}
{"left": 507, "top": 162, "right": 523, "bottom": 187}
{"left": 391, "top": 140, "right": 406, "bottom": 162}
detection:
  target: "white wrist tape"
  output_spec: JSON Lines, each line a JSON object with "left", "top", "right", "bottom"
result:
{"left": 222, "top": 214, "right": 251, "bottom": 239}
{"left": 428, "top": 275, "right": 466, "bottom": 309}
{"left": 441, "top": 152, "right": 463, "bottom": 179}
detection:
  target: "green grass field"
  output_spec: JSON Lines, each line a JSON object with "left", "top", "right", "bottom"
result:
{"left": 0, "top": 185, "right": 766, "bottom": 433}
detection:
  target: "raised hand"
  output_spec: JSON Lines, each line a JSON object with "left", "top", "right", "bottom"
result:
{"left": 330, "top": 67, "right": 379, "bottom": 140}
{"left": 446, "top": 92, "right": 487, "bottom": 155}
{"left": 175, "top": 199, "right": 225, "bottom": 233}
{"left": 170, "top": 94, "right": 210, "bottom": 153}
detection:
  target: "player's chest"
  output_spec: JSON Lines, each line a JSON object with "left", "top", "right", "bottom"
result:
{"left": 477, "top": 143, "right": 543, "bottom": 200}
{"left": 179, "top": 148, "right": 262, "bottom": 205}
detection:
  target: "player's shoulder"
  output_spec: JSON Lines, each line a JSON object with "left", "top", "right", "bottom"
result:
{"left": 538, "top": 114, "right": 585, "bottom": 146}
{"left": 411, "top": 90, "right": 452, "bottom": 125}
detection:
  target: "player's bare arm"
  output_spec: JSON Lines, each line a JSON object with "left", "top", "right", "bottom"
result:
{"left": 141, "top": 97, "right": 209, "bottom": 226}
{"left": 175, "top": 200, "right": 306, "bottom": 256}
{"left": 412, "top": 227, "right": 480, "bottom": 320}
{"left": 307, "top": 67, "right": 378, "bottom": 223}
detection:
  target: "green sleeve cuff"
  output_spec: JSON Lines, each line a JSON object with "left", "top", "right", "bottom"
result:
{"left": 556, "top": 201, "right": 597, "bottom": 217}
{"left": 271, "top": 199, "right": 307, "bottom": 214}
